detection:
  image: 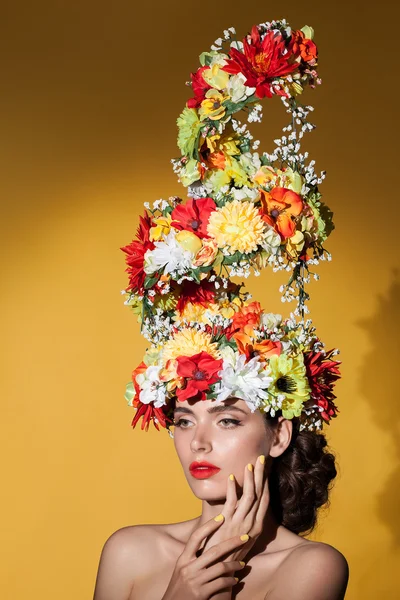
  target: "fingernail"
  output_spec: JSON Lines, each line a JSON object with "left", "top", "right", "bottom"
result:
{"left": 234, "top": 577, "right": 239, "bottom": 583}
{"left": 258, "top": 455, "right": 265, "bottom": 464}
{"left": 229, "top": 473, "right": 235, "bottom": 481}
{"left": 239, "top": 561, "right": 246, "bottom": 567}
{"left": 247, "top": 463, "right": 253, "bottom": 472}
{"left": 240, "top": 534, "right": 249, "bottom": 542}
{"left": 214, "top": 513, "right": 224, "bottom": 522}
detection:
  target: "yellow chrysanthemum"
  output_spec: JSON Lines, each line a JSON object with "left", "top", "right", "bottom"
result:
{"left": 162, "top": 328, "right": 221, "bottom": 365}
{"left": 174, "top": 302, "right": 220, "bottom": 325}
{"left": 207, "top": 200, "right": 266, "bottom": 254}
{"left": 268, "top": 354, "right": 311, "bottom": 419}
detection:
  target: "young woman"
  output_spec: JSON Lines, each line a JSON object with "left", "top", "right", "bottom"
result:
{"left": 93, "top": 396, "right": 349, "bottom": 599}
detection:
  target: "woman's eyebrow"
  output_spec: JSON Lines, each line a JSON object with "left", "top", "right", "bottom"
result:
{"left": 173, "top": 405, "right": 248, "bottom": 416}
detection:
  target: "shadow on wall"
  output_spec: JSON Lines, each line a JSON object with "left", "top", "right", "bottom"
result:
{"left": 356, "top": 268, "right": 400, "bottom": 549}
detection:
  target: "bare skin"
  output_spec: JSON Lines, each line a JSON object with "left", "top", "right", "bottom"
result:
{"left": 93, "top": 398, "right": 349, "bottom": 600}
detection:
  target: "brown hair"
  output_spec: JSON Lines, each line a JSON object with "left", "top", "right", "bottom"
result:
{"left": 265, "top": 414, "right": 338, "bottom": 536}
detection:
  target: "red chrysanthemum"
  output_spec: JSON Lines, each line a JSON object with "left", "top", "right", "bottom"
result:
{"left": 171, "top": 197, "right": 217, "bottom": 238}
{"left": 120, "top": 213, "right": 155, "bottom": 294}
{"left": 304, "top": 349, "right": 341, "bottom": 424}
{"left": 187, "top": 66, "right": 212, "bottom": 108}
{"left": 131, "top": 402, "right": 170, "bottom": 431}
{"left": 176, "top": 351, "right": 223, "bottom": 401}
{"left": 222, "top": 25, "right": 299, "bottom": 99}
{"left": 176, "top": 280, "right": 216, "bottom": 313}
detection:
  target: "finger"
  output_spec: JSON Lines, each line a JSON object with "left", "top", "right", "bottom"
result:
{"left": 197, "top": 560, "right": 245, "bottom": 585}
{"left": 233, "top": 462, "right": 256, "bottom": 522}
{"left": 203, "top": 576, "right": 238, "bottom": 597}
{"left": 223, "top": 473, "right": 238, "bottom": 518}
{"left": 196, "top": 534, "right": 251, "bottom": 570}
{"left": 180, "top": 514, "right": 225, "bottom": 563}
{"left": 254, "top": 454, "right": 265, "bottom": 499}
{"left": 255, "top": 477, "right": 270, "bottom": 529}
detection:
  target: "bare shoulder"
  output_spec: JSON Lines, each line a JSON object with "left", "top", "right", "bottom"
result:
{"left": 93, "top": 524, "right": 173, "bottom": 600}
{"left": 267, "top": 540, "right": 349, "bottom": 600}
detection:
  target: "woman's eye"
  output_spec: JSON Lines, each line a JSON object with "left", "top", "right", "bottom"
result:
{"left": 174, "top": 418, "right": 192, "bottom": 428}
{"left": 219, "top": 418, "right": 242, "bottom": 428}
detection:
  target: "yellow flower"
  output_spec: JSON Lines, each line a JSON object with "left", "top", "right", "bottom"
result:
{"left": 162, "top": 328, "right": 221, "bottom": 365}
{"left": 252, "top": 165, "right": 277, "bottom": 187}
{"left": 175, "top": 302, "right": 220, "bottom": 325}
{"left": 206, "top": 159, "right": 252, "bottom": 190}
{"left": 175, "top": 230, "right": 203, "bottom": 254}
{"left": 193, "top": 238, "right": 219, "bottom": 267}
{"left": 267, "top": 354, "right": 311, "bottom": 419}
{"left": 202, "top": 64, "right": 230, "bottom": 90}
{"left": 180, "top": 157, "right": 202, "bottom": 186}
{"left": 286, "top": 230, "right": 305, "bottom": 260}
{"left": 207, "top": 200, "right": 266, "bottom": 254}
{"left": 206, "top": 128, "right": 241, "bottom": 157}
{"left": 149, "top": 214, "right": 172, "bottom": 241}
{"left": 199, "top": 89, "right": 229, "bottom": 121}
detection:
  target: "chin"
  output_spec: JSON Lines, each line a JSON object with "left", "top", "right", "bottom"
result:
{"left": 188, "top": 479, "right": 226, "bottom": 501}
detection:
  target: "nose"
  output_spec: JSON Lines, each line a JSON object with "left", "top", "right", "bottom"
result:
{"left": 190, "top": 424, "right": 213, "bottom": 454}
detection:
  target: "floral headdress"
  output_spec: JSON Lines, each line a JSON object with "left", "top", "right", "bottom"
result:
{"left": 121, "top": 19, "right": 341, "bottom": 435}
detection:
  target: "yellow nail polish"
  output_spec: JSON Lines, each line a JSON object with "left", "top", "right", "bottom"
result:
{"left": 240, "top": 534, "right": 249, "bottom": 542}
{"left": 234, "top": 577, "right": 239, "bottom": 583}
{"left": 258, "top": 455, "right": 265, "bottom": 464}
{"left": 239, "top": 561, "right": 246, "bottom": 567}
{"left": 247, "top": 463, "right": 253, "bottom": 472}
{"left": 229, "top": 473, "right": 235, "bottom": 481}
{"left": 214, "top": 513, "right": 224, "bottom": 522}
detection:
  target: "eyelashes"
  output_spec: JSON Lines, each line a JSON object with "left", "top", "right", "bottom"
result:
{"left": 173, "top": 418, "right": 243, "bottom": 430}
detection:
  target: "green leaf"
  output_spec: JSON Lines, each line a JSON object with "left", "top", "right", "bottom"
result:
{"left": 144, "top": 274, "right": 160, "bottom": 289}
{"left": 223, "top": 251, "right": 242, "bottom": 265}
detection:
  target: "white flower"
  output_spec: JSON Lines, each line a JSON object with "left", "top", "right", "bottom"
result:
{"left": 143, "top": 230, "right": 194, "bottom": 276}
{"left": 260, "top": 312, "right": 282, "bottom": 330}
{"left": 136, "top": 365, "right": 167, "bottom": 408}
{"left": 261, "top": 227, "right": 281, "bottom": 255}
{"left": 230, "top": 185, "right": 260, "bottom": 202}
{"left": 214, "top": 352, "right": 273, "bottom": 411}
{"left": 227, "top": 73, "right": 256, "bottom": 103}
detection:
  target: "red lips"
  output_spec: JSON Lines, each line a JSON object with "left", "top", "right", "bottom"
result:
{"left": 189, "top": 461, "right": 221, "bottom": 479}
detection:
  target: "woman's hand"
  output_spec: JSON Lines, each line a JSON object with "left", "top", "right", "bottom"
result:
{"left": 161, "top": 515, "right": 247, "bottom": 600}
{"left": 201, "top": 455, "right": 270, "bottom": 564}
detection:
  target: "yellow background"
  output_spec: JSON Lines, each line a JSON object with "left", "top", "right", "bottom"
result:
{"left": 1, "top": 1, "right": 399, "bottom": 598}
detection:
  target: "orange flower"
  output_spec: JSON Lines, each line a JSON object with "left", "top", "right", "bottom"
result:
{"left": 260, "top": 187, "right": 303, "bottom": 239}
{"left": 292, "top": 30, "right": 318, "bottom": 66}
{"left": 234, "top": 332, "right": 282, "bottom": 362}
{"left": 231, "top": 301, "right": 263, "bottom": 336}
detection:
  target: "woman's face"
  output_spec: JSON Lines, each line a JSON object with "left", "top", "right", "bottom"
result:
{"left": 173, "top": 397, "right": 276, "bottom": 501}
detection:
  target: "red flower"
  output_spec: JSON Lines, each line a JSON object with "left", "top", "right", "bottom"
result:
{"left": 121, "top": 213, "right": 155, "bottom": 294}
{"left": 131, "top": 402, "right": 170, "bottom": 432}
{"left": 176, "top": 352, "right": 223, "bottom": 401}
{"left": 222, "top": 26, "right": 299, "bottom": 99}
{"left": 304, "top": 349, "right": 341, "bottom": 424}
{"left": 187, "top": 66, "right": 212, "bottom": 108}
{"left": 176, "top": 280, "right": 216, "bottom": 313}
{"left": 171, "top": 197, "right": 217, "bottom": 238}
